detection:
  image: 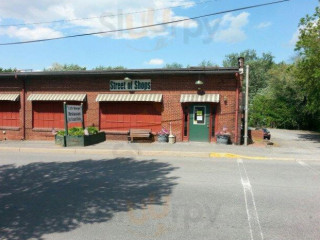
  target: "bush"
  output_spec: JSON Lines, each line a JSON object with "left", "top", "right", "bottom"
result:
{"left": 56, "top": 127, "right": 99, "bottom": 136}
{"left": 87, "top": 126, "right": 99, "bottom": 135}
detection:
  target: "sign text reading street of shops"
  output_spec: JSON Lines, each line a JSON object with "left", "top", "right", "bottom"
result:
{"left": 110, "top": 79, "right": 151, "bottom": 91}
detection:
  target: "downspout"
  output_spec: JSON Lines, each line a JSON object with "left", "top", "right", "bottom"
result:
{"left": 21, "top": 76, "right": 26, "bottom": 140}
{"left": 235, "top": 57, "right": 244, "bottom": 145}
{"left": 234, "top": 73, "right": 240, "bottom": 144}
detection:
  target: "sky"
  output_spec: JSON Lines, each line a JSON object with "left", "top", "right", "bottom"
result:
{"left": 0, "top": 0, "right": 318, "bottom": 70}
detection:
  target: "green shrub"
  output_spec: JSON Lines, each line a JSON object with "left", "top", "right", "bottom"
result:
{"left": 57, "top": 130, "right": 65, "bottom": 136}
{"left": 68, "top": 127, "right": 84, "bottom": 136}
{"left": 87, "top": 126, "right": 99, "bottom": 135}
{"left": 56, "top": 127, "right": 99, "bottom": 136}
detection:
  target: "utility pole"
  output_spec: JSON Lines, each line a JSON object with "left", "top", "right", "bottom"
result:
{"left": 244, "top": 65, "right": 249, "bottom": 146}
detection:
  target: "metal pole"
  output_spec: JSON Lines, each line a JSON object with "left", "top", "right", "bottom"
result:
{"left": 244, "top": 65, "right": 249, "bottom": 146}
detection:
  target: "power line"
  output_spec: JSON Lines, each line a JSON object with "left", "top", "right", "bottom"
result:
{"left": 0, "top": 0, "right": 290, "bottom": 46}
{"left": 0, "top": 0, "right": 213, "bottom": 27}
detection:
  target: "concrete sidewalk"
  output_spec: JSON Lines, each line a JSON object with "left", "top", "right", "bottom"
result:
{"left": 1, "top": 139, "right": 318, "bottom": 161}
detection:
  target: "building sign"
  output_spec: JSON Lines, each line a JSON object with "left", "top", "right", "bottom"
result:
{"left": 110, "top": 79, "right": 151, "bottom": 91}
{"left": 66, "top": 105, "right": 83, "bottom": 123}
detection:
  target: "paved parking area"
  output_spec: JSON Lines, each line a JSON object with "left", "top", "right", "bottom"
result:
{"left": 0, "top": 151, "right": 319, "bottom": 240}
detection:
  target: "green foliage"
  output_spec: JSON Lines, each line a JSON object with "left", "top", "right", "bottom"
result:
{"left": 68, "top": 127, "right": 84, "bottom": 136}
{"left": 93, "top": 66, "right": 127, "bottom": 70}
{"left": 87, "top": 126, "right": 99, "bottom": 135}
{"left": 294, "top": 5, "right": 320, "bottom": 117}
{"left": 223, "top": 49, "right": 274, "bottom": 102}
{"left": 164, "top": 63, "right": 183, "bottom": 69}
{"left": 198, "top": 60, "right": 219, "bottom": 67}
{"left": 44, "top": 63, "right": 86, "bottom": 71}
{"left": 249, "top": 63, "right": 305, "bottom": 129}
{"left": 0, "top": 68, "right": 16, "bottom": 72}
{"left": 56, "top": 127, "right": 99, "bottom": 136}
{"left": 57, "top": 130, "right": 65, "bottom": 136}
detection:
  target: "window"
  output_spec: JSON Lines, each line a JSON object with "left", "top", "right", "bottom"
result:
{"left": 193, "top": 106, "right": 205, "bottom": 125}
{"left": 0, "top": 101, "right": 20, "bottom": 127}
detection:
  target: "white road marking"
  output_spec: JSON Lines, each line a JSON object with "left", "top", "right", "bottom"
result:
{"left": 237, "top": 159, "right": 264, "bottom": 240}
{"left": 297, "top": 160, "right": 320, "bottom": 174}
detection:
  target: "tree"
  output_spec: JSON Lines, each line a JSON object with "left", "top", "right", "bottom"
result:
{"left": 164, "top": 63, "right": 183, "bottom": 69}
{"left": 295, "top": 5, "right": 320, "bottom": 120}
{"left": 93, "top": 66, "right": 127, "bottom": 70}
{"left": 223, "top": 50, "right": 274, "bottom": 101}
{"left": 44, "top": 63, "right": 86, "bottom": 71}
{"left": 0, "top": 68, "right": 16, "bottom": 72}
{"left": 249, "top": 63, "right": 308, "bottom": 129}
{"left": 198, "top": 60, "right": 219, "bottom": 67}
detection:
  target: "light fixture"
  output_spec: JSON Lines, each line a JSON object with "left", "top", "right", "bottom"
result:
{"left": 195, "top": 79, "right": 204, "bottom": 86}
{"left": 124, "top": 77, "right": 132, "bottom": 81}
{"left": 224, "top": 95, "right": 228, "bottom": 102}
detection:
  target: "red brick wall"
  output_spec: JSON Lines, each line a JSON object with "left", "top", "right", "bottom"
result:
{"left": 0, "top": 73, "right": 241, "bottom": 143}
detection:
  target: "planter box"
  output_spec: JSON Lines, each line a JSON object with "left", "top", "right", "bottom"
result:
{"left": 157, "top": 135, "right": 168, "bottom": 143}
{"left": 216, "top": 135, "right": 230, "bottom": 145}
{"left": 55, "top": 132, "right": 106, "bottom": 147}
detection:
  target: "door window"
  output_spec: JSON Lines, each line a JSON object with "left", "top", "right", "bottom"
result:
{"left": 193, "top": 106, "right": 205, "bottom": 125}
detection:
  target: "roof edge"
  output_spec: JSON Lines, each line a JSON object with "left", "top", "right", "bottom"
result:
{"left": 0, "top": 67, "right": 239, "bottom": 77}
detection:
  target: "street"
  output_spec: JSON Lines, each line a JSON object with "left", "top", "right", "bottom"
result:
{"left": 0, "top": 150, "right": 319, "bottom": 240}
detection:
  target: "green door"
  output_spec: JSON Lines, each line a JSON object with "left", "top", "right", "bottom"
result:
{"left": 189, "top": 104, "right": 210, "bottom": 142}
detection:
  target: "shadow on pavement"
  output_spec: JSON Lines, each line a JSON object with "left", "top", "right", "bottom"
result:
{"left": 297, "top": 133, "right": 320, "bottom": 144}
{"left": 0, "top": 158, "right": 178, "bottom": 240}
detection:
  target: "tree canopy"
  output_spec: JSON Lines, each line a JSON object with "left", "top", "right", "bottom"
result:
{"left": 44, "top": 63, "right": 87, "bottom": 71}
{"left": 294, "top": 5, "right": 320, "bottom": 116}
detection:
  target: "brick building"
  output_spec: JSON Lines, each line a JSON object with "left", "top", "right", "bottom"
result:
{"left": 0, "top": 67, "right": 243, "bottom": 144}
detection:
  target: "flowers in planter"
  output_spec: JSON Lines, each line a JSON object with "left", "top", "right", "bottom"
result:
{"left": 157, "top": 127, "right": 169, "bottom": 142}
{"left": 217, "top": 127, "right": 231, "bottom": 136}
{"left": 158, "top": 127, "right": 169, "bottom": 136}
{"left": 216, "top": 127, "right": 231, "bottom": 144}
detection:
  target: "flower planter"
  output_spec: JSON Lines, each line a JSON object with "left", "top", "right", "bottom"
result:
{"left": 157, "top": 135, "right": 168, "bottom": 143}
{"left": 216, "top": 135, "right": 230, "bottom": 145}
{"left": 55, "top": 132, "right": 106, "bottom": 147}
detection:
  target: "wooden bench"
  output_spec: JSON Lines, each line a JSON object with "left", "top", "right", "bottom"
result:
{"left": 129, "top": 129, "right": 152, "bottom": 142}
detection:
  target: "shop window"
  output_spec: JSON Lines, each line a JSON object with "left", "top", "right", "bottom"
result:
{"left": 33, "top": 102, "right": 85, "bottom": 129}
{"left": 0, "top": 101, "right": 20, "bottom": 127}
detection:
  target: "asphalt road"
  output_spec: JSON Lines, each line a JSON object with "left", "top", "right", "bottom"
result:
{"left": 0, "top": 152, "right": 319, "bottom": 240}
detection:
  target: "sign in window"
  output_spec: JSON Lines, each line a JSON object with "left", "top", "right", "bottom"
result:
{"left": 194, "top": 106, "right": 205, "bottom": 125}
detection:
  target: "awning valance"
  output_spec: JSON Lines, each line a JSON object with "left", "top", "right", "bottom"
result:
{"left": 0, "top": 94, "right": 20, "bottom": 101}
{"left": 96, "top": 94, "right": 162, "bottom": 102}
{"left": 27, "top": 94, "right": 87, "bottom": 102}
{"left": 180, "top": 94, "right": 220, "bottom": 103}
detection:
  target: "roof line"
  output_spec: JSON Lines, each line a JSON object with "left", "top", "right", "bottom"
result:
{"left": 0, "top": 67, "right": 239, "bottom": 77}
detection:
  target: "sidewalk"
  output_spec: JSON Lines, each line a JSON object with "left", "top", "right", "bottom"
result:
{"left": 1, "top": 139, "right": 318, "bottom": 161}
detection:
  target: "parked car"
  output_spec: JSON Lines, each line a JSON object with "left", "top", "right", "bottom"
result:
{"left": 262, "top": 128, "right": 271, "bottom": 140}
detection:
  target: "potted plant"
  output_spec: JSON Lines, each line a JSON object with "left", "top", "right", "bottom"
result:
{"left": 157, "top": 127, "right": 169, "bottom": 143}
{"left": 216, "top": 127, "right": 231, "bottom": 144}
{"left": 55, "top": 126, "right": 106, "bottom": 147}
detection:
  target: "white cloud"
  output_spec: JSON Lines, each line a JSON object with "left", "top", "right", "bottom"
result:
{"left": 146, "top": 58, "right": 164, "bottom": 65}
{"left": 0, "top": 0, "right": 197, "bottom": 40}
{"left": 0, "top": 26, "right": 63, "bottom": 41}
{"left": 211, "top": 12, "right": 250, "bottom": 44}
{"left": 289, "top": 29, "right": 299, "bottom": 46}
{"left": 256, "top": 21, "right": 272, "bottom": 29}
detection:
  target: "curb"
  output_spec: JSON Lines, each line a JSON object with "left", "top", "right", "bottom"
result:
{"left": 0, "top": 147, "right": 309, "bottom": 161}
{"left": 0, "top": 147, "right": 211, "bottom": 158}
